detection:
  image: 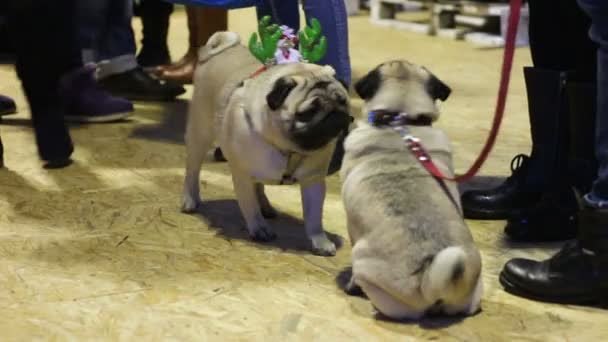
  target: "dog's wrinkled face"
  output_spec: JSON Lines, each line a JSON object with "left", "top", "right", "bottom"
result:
{"left": 266, "top": 69, "right": 351, "bottom": 151}
{"left": 354, "top": 60, "right": 451, "bottom": 121}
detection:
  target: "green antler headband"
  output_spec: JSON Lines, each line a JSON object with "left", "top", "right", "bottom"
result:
{"left": 248, "top": 16, "right": 282, "bottom": 65}
{"left": 298, "top": 18, "right": 327, "bottom": 64}
{"left": 248, "top": 16, "right": 328, "bottom": 66}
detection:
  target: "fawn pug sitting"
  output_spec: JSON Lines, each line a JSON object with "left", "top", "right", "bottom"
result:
{"left": 339, "top": 60, "right": 483, "bottom": 319}
{"left": 181, "top": 31, "right": 351, "bottom": 256}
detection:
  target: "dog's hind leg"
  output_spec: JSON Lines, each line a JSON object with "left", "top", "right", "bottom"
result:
{"left": 181, "top": 137, "right": 210, "bottom": 213}
{"left": 255, "top": 183, "right": 278, "bottom": 219}
{"left": 181, "top": 115, "right": 215, "bottom": 213}
{"left": 232, "top": 172, "right": 277, "bottom": 242}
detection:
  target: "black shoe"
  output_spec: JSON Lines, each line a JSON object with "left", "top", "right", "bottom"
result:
{"left": 500, "top": 207, "right": 608, "bottom": 305}
{"left": 98, "top": 67, "right": 185, "bottom": 102}
{"left": 500, "top": 241, "right": 607, "bottom": 305}
{"left": 462, "top": 68, "right": 570, "bottom": 220}
{"left": 462, "top": 154, "right": 543, "bottom": 219}
{"left": 504, "top": 187, "right": 579, "bottom": 242}
{"left": 0, "top": 94, "right": 16, "bottom": 116}
{"left": 43, "top": 158, "right": 73, "bottom": 169}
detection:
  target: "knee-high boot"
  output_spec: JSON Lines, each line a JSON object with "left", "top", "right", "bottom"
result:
{"left": 504, "top": 76, "right": 597, "bottom": 242}
{"left": 461, "top": 67, "right": 570, "bottom": 219}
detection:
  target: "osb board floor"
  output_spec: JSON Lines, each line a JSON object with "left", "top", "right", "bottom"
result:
{"left": 1, "top": 7, "right": 607, "bottom": 342}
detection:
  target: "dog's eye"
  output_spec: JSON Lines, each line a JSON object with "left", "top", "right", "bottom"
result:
{"left": 296, "top": 108, "right": 319, "bottom": 121}
{"left": 295, "top": 100, "right": 321, "bottom": 121}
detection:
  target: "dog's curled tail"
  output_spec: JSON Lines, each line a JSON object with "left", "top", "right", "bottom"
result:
{"left": 197, "top": 31, "right": 241, "bottom": 64}
{"left": 420, "top": 246, "right": 472, "bottom": 304}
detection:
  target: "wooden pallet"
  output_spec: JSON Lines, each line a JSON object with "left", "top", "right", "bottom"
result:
{"left": 369, "top": 0, "right": 435, "bottom": 34}
{"left": 368, "top": 0, "right": 529, "bottom": 47}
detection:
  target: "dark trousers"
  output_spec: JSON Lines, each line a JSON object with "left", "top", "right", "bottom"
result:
{"left": 8, "top": 0, "right": 79, "bottom": 161}
{"left": 134, "top": 0, "right": 174, "bottom": 52}
{"left": 577, "top": 0, "right": 608, "bottom": 199}
{"left": 75, "top": 0, "right": 138, "bottom": 78}
{"left": 528, "top": 0, "right": 597, "bottom": 80}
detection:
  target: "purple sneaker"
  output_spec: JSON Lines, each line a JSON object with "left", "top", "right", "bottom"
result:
{"left": 60, "top": 64, "right": 134, "bottom": 123}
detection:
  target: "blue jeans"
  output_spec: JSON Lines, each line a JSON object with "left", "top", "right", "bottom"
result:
{"left": 75, "top": 0, "right": 138, "bottom": 78}
{"left": 577, "top": 0, "right": 608, "bottom": 200}
{"left": 256, "top": 0, "right": 352, "bottom": 86}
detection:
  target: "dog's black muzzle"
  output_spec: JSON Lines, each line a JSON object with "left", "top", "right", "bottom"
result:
{"left": 290, "top": 110, "right": 352, "bottom": 151}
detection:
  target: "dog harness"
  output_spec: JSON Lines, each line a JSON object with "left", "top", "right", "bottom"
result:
{"left": 278, "top": 152, "right": 302, "bottom": 185}
{"left": 253, "top": 151, "right": 325, "bottom": 187}
{"left": 368, "top": 110, "right": 462, "bottom": 214}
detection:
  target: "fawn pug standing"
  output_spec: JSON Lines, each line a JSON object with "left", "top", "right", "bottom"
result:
{"left": 181, "top": 26, "right": 351, "bottom": 256}
{"left": 339, "top": 60, "right": 483, "bottom": 319}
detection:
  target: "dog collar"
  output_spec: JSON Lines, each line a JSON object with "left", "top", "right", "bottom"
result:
{"left": 250, "top": 65, "right": 268, "bottom": 79}
{"left": 368, "top": 110, "right": 447, "bottom": 179}
{"left": 368, "top": 110, "right": 432, "bottom": 127}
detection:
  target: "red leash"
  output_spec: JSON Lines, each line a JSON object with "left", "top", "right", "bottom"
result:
{"left": 417, "top": 0, "right": 523, "bottom": 182}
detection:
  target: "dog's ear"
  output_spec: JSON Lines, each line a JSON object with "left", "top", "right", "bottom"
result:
{"left": 354, "top": 68, "right": 381, "bottom": 100}
{"left": 426, "top": 73, "right": 451, "bottom": 102}
{"left": 267, "top": 77, "right": 298, "bottom": 110}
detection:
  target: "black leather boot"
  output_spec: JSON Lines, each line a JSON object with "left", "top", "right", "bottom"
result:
{"left": 504, "top": 80, "right": 597, "bottom": 242}
{"left": 462, "top": 67, "right": 569, "bottom": 219}
{"left": 500, "top": 203, "right": 608, "bottom": 306}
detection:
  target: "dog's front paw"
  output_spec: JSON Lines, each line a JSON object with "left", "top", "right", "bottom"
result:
{"left": 250, "top": 227, "right": 277, "bottom": 242}
{"left": 181, "top": 195, "right": 201, "bottom": 214}
{"left": 310, "top": 233, "right": 336, "bottom": 256}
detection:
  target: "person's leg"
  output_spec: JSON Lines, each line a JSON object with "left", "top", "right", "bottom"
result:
{"left": 60, "top": 0, "right": 133, "bottom": 123}
{"left": 461, "top": 0, "right": 596, "bottom": 226}
{"left": 136, "top": 0, "right": 174, "bottom": 68}
{"left": 499, "top": 0, "right": 608, "bottom": 306}
{"left": 96, "top": 0, "right": 139, "bottom": 78}
{"left": 586, "top": 11, "right": 608, "bottom": 204}
{"left": 75, "top": 0, "right": 109, "bottom": 65}
{"left": 301, "top": 0, "right": 352, "bottom": 174}
{"left": 256, "top": 0, "right": 300, "bottom": 29}
{"left": 301, "top": 0, "right": 352, "bottom": 86}
{"left": 500, "top": 0, "right": 598, "bottom": 241}
{"left": 96, "top": 0, "right": 185, "bottom": 101}
{"left": 157, "top": 7, "right": 228, "bottom": 84}
{"left": 9, "top": 0, "right": 78, "bottom": 167}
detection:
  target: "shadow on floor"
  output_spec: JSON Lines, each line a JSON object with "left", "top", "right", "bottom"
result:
{"left": 334, "top": 268, "right": 467, "bottom": 329}
{"left": 129, "top": 99, "right": 189, "bottom": 145}
{"left": 193, "top": 198, "right": 344, "bottom": 255}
